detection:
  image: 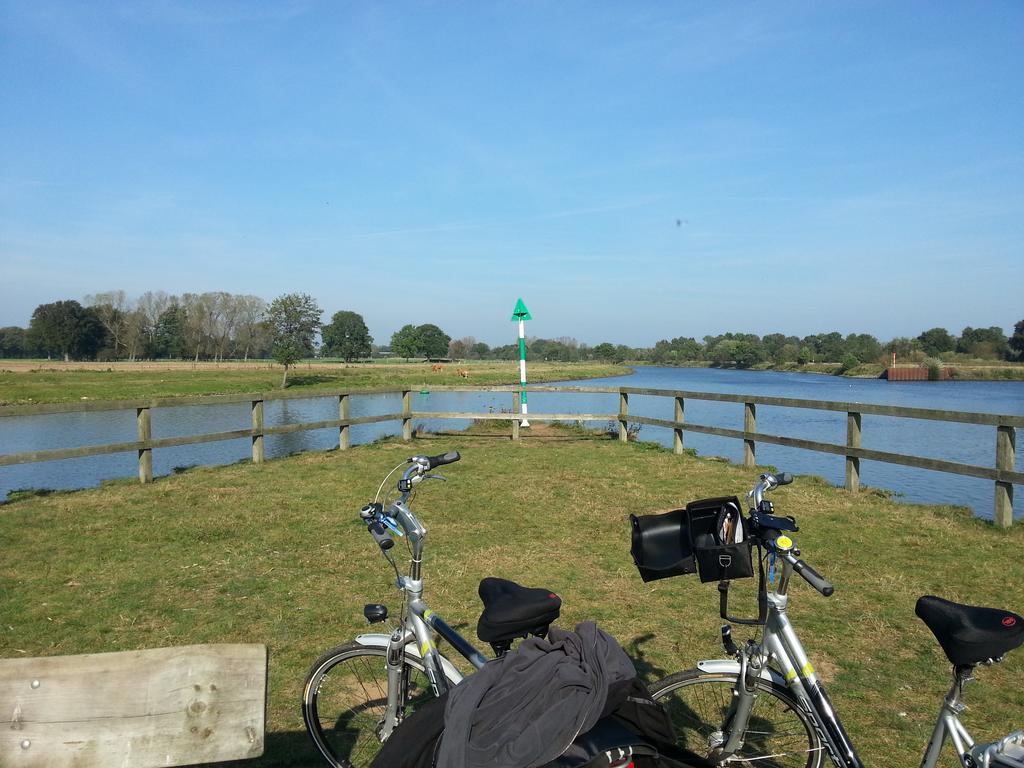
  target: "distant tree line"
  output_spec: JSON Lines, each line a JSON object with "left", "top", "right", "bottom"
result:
{"left": 2, "top": 293, "right": 1022, "bottom": 370}
{"left": 1, "top": 291, "right": 372, "bottom": 366}
{"left": 600, "top": 324, "right": 1024, "bottom": 367}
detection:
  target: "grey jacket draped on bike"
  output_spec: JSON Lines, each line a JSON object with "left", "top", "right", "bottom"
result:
{"left": 437, "top": 621, "right": 638, "bottom": 768}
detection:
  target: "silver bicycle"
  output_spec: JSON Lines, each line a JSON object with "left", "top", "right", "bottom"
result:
{"left": 640, "top": 472, "right": 1023, "bottom": 768}
{"left": 301, "top": 451, "right": 579, "bottom": 768}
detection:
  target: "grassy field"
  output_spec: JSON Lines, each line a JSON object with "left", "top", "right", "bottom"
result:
{"left": 1, "top": 429, "right": 1021, "bottom": 767}
{"left": 0, "top": 360, "right": 626, "bottom": 405}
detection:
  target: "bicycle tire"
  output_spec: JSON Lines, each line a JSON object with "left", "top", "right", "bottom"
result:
{"left": 650, "top": 668, "right": 825, "bottom": 768}
{"left": 302, "top": 642, "right": 457, "bottom": 768}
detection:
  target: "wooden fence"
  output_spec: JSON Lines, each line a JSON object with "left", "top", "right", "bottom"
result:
{"left": 1, "top": 386, "right": 1021, "bottom": 527}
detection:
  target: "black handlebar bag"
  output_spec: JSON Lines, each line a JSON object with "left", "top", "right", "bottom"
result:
{"left": 631, "top": 496, "right": 753, "bottom": 584}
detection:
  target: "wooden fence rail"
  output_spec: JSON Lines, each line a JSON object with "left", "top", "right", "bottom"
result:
{"left": 1, "top": 386, "right": 1021, "bottom": 526}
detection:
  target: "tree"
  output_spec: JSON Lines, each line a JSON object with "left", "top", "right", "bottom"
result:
{"left": 267, "top": 293, "right": 322, "bottom": 387}
{"left": 84, "top": 290, "right": 129, "bottom": 359}
{"left": 136, "top": 291, "right": 172, "bottom": 358}
{"left": 234, "top": 295, "right": 267, "bottom": 361}
{"left": 1010, "top": 319, "right": 1024, "bottom": 362}
{"left": 322, "top": 310, "right": 372, "bottom": 362}
{"left": 0, "top": 326, "right": 28, "bottom": 358}
{"left": 448, "top": 336, "right": 475, "bottom": 360}
{"left": 957, "top": 326, "right": 1007, "bottom": 359}
{"left": 390, "top": 325, "right": 420, "bottom": 360}
{"left": 415, "top": 324, "right": 450, "bottom": 358}
{"left": 593, "top": 342, "right": 617, "bottom": 360}
{"left": 844, "top": 333, "right": 881, "bottom": 364}
{"left": 154, "top": 304, "right": 188, "bottom": 358}
{"left": 917, "top": 328, "right": 955, "bottom": 358}
{"left": 470, "top": 341, "right": 491, "bottom": 359}
{"left": 27, "top": 301, "right": 106, "bottom": 361}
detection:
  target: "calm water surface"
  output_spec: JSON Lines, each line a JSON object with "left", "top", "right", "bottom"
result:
{"left": 1, "top": 367, "right": 1021, "bottom": 520}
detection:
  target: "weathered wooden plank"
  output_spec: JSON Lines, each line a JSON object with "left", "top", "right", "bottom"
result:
{"left": 136, "top": 407, "right": 152, "bottom": 484}
{"left": 4, "top": 385, "right": 1022, "bottom": 428}
{"left": 614, "top": 387, "right": 1024, "bottom": 428}
{"left": 0, "top": 644, "right": 266, "bottom": 768}
{"left": 618, "top": 392, "right": 629, "bottom": 443}
{"left": 263, "top": 419, "right": 344, "bottom": 436}
{"left": 251, "top": 400, "right": 264, "bottom": 464}
{"left": 410, "top": 412, "right": 615, "bottom": 422}
{"left": 402, "top": 391, "right": 412, "bottom": 441}
{"left": 0, "top": 439, "right": 147, "bottom": 467}
{"left": 629, "top": 415, "right": 678, "bottom": 430}
{"left": 512, "top": 392, "right": 521, "bottom": 440}
{"left": 743, "top": 402, "right": 756, "bottom": 467}
{"left": 846, "top": 411, "right": 862, "bottom": 492}
{"left": 339, "top": 394, "right": 350, "bottom": 450}
{"left": 679, "top": 422, "right": 1024, "bottom": 484}
{"left": 673, "top": 396, "right": 685, "bottom": 454}
{"left": 995, "top": 426, "right": 1016, "bottom": 528}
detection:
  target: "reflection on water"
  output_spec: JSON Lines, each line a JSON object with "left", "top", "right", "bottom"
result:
{"left": 1, "top": 368, "right": 1021, "bottom": 520}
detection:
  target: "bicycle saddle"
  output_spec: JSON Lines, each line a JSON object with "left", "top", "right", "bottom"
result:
{"left": 477, "top": 577, "right": 562, "bottom": 643}
{"left": 916, "top": 595, "right": 1024, "bottom": 667}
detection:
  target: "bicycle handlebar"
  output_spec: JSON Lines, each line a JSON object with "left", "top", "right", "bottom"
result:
{"left": 423, "top": 451, "right": 460, "bottom": 469}
{"left": 367, "top": 519, "right": 395, "bottom": 551}
{"left": 787, "top": 554, "right": 834, "bottom": 597}
{"left": 749, "top": 472, "right": 836, "bottom": 598}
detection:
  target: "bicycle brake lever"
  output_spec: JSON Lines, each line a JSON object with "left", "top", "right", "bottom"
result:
{"left": 380, "top": 516, "right": 405, "bottom": 537}
{"left": 423, "top": 474, "right": 446, "bottom": 482}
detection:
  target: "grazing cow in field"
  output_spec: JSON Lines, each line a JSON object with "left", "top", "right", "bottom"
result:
{"left": 456, "top": 368, "right": 469, "bottom": 378}
{"left": 431, "top": 364, "right": 444, "bottom": 373}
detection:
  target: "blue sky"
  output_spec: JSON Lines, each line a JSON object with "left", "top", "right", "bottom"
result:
{"left": 1, "top": 1, "right": 1022, "bottom": 347}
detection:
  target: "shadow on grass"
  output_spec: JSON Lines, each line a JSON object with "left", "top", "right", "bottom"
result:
{"left": 285, "top": 374, "right": 339, "bottom": 387}
{"left": 184, "top": 731, "right": 322, "bottom": 767}
{"left": 2, "top": 487, "right": 58, "bottom": 504}
{"left": 624, "top": 632, "right": 671, "bottom": 682}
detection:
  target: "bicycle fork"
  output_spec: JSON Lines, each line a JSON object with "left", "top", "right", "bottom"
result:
{"left": 713, "top": 643, "right": 763, "bottom": 760}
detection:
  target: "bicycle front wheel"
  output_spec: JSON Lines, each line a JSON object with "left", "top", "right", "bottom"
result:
{"left": 302, "top": 643, "right": 453, "bottom": 768}
{"left": 650, "top": 669, "right": 824, "bottom": 768}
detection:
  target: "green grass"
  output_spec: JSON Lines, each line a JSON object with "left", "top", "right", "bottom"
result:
{"left": 0, "top": 361, "right": 626, "bottom": 405}
{"left": 1, "top": 431, "right": 1021, "bottom": 767}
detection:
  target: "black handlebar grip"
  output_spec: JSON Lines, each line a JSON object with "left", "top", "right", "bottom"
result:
{"left": 793, "top": 559, "right": 834, "bottom": 597}
{"left": 368, "top": 521, "right": 394, "bottom": 551}
{"left": 427, "top": 451, "right": 461, "bottom": 469}
{"left": 776, "top": 472, "right": 794, "bottom": 486}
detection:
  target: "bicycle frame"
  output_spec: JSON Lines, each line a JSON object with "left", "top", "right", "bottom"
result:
{"left": 352, "top": 594, "right": 489, "bottom": 740}
{"left": 712, "top": 574, "right": 863, "bottom": 768}
{"left": 709, "top": 551, "right": 1011, "bottom": 768}
{"left": 358, "top": 478, "right": 492, "bottom": 741}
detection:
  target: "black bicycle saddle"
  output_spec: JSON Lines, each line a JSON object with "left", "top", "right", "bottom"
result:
{"left": 916, "top": 595, "right": 1024, "bottom": 667}
{"left": 477, "top": 577, "right": 562, "bottom": 643}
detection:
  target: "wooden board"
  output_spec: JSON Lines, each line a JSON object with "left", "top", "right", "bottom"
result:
{"left": 0, "top": 644, "right": 266, "bottom": 768}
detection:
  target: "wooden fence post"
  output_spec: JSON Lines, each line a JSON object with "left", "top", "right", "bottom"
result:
{"left": 402, "top": 390, "right": 412, "bottom": 441}
{"left": 995, "top": 425, "right": 1015, "bottom": 528}
{"left": 674, "top": 396, "right": 685, "bottom": 454}
{"left": 619, "top": 392, "right": 629, "bottom": 443}
{"left": 136, "top": 407, "right": 152, "bottom": 483}
{"left": 339, "top": 394, "right": 350, "bottom": 450}
{"left": 846, "top": 411, "right": 862, "bottom": 492}
{"left": 743, "top": 402, "right": 756, "bottom": 467}
{"left": 512, "top": 391, "right": 521, "bottom": 441}
{"left": 251, "top": 400, "right": 264, "bottom": 464}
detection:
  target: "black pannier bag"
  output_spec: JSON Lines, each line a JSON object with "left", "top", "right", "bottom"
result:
{"left": 631, "top": 496, "right": 753, "bottom": 584}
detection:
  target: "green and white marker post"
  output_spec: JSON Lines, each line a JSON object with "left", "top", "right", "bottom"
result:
{"left": 511, "top": 298, "right": 532, "bottom": 428}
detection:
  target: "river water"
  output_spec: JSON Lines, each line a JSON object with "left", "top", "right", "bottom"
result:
{"left": 1, "top": 367, "right": 1021, "bottom": 520}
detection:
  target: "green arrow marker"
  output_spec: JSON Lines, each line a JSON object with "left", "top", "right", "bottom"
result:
{"left": 510, "top": 298, "right": 532, "bottom": 321}
{"left": 511, "top": 298, "right": 531, "bottom": 427}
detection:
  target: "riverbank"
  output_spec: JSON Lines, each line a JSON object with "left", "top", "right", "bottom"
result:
{"left": 0, "top": 360, "right": 629, "bottom": 405}
{"left": 632, "top": 360, "right": 1024, "bottom": 380}
{"left": 0, "top": 431, "right": 1020, "bottom": 767}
